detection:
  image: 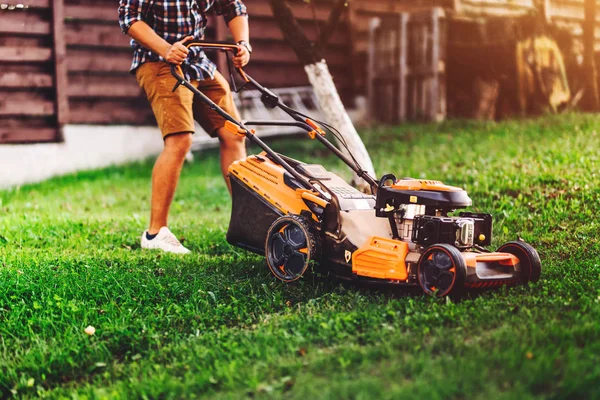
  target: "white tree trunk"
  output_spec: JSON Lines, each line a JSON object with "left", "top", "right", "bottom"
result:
{"left": 304, "top": 60, "right": 377, "bottom": 189}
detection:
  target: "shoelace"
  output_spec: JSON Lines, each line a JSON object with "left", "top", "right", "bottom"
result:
{"left": 162, "top": 232, "right": 183, "bottom": 247}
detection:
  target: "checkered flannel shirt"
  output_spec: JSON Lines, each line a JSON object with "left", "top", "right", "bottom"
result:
{"left": 118, "top": 0, "right": 248, "bottom": 80}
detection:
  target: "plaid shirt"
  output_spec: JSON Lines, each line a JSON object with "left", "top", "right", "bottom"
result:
{"left": 118, "top": 0, "right": 247, "bottom": 80}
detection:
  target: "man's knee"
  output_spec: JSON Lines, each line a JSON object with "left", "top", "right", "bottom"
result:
{"left": 218, "top": 128, "right": 246, "bottom": 149}
{"left": 164, "top": 132, "right": 193, "bottom": 157}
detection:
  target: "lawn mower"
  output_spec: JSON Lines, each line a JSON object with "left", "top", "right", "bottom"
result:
{"left": 172, "top": 41, "right": 542, "bottom": 298}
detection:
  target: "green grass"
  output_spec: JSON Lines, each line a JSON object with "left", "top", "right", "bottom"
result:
{"left": 1, "top": 113, "right": 600, "bottom": 399}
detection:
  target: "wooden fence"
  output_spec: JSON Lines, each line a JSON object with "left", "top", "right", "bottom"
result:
{"left": 367, "top": 8, "right": 446, "bottom": 123}
{"left": 347, "top": 0, "right": 453, "bottom": 96}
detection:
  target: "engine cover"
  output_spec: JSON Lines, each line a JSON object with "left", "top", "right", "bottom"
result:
{"left": 411, "top": 214, "right": 492, "bottom": 248}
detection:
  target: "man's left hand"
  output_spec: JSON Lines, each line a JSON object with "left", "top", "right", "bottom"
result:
{"left": 234, "top": 45, "right": 250, "bottom": 68}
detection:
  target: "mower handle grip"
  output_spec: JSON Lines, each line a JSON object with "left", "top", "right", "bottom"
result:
{"left": 171, "top": 39, "right": 250, "bottom": 83}
{"left": 182, "top": 39, "right": 241, "bottom": 55}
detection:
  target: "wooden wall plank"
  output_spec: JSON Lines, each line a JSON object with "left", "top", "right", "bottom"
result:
{"left": 68, "top": 99, "right": 155, "bottom": 125}
{"left": 245, "top": 0, "right": 342, "bottom": 21}
{"left": 251, "top": 42, "right": 347, "bottom": 66}
{"left": 5, "top": 0, "right": 51, "bottom": 8}
{"left": 0, "top": 128, "right": 57, "bottom": 144}
{"left": 251, "top": 19, "right": 349, "bottom": 46}
{"left": 0, "top": 93, "right": 55, "bottom": 116}
{"left": 64, "top": 3, "right": 117, "bottom": 22}
{"left": 65, "top": 23, "right": 131, "bottom": 48}
{"left": 67, "top": 49, "right": 132, "bottom": 72}
{"left": 67, "top": 75, "right": 143, "bottom": 98}
{"left": 0, "top": 72, "right": 53, "bottom": 88}
{"left": 0, "top": 12, "right": 51, "bottom": 35}
{"left": 0, "top": 46, "right": 53, "bottom": 62}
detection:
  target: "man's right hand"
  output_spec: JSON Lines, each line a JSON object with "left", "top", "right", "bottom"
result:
{"left": 163, "top": 36, "right": 193, "bottom": 65}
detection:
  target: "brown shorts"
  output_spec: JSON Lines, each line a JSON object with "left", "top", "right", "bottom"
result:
{"left": 136, "top": 62, "right": 239, "bottom": 138}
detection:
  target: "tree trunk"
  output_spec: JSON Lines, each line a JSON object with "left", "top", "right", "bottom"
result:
{"left": 270, "top": 0, "right": 377, "bottom": 188}
{"left": 305, "top": 60, "right": 376, "bottom": 184}
{"left": 583, "top": 0, "right": 600, "bottom": 111}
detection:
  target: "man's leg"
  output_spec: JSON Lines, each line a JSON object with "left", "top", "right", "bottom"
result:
{"left": 136, "top": 62, "right": 196, "bottom": 253}
{"left": 217, "top": 128, "right": 246, "bottom": 193}
{"left": 148, "top": 132, "right": 193, "bottom": 234}
{"left": 193, "top": 71, "right": 247, "bottom": 194}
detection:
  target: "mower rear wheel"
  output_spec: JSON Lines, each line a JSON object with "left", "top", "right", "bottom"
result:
{"left": 265, "top": 214, "right": 321, "bottom": 282}
{"left": 497, "top": 241, "right": 541, "bottom": 284}
{"left": 417, "top": 244, "right": 467, "bottom": 298}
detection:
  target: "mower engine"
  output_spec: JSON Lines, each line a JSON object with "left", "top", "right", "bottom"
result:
{"left": 375, "top": 176, "right": 493, "bottom": 250}
{"left": 411, "top": 213, "right": 493, "bottom": 249}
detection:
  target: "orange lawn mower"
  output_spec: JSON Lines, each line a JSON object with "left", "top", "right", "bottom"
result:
{"left": 172, "top": 41, "right": 542, "bottom": 298}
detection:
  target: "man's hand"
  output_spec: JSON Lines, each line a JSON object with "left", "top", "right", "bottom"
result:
{"left": 163, "top": 36, "right": 194, "bottom": 65}
{"left": 233, "top": 45, "right": 250, "bottom": 68}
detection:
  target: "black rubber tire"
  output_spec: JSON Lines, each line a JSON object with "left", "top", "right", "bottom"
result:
{"left": 265, "top": 214, "right": 321, "bottom": 282}
{"left": 497, "top": 241, "right": 541, "bottom": 284}
{"left": 417, "top": 243, "right": 467, "bottom": 298}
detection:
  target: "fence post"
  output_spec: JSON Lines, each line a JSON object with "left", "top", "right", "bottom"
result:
{"left": 429, "top": 7, "right": 440, "bottom": 121}
{"left": 367, "top": 17, "right": 381, "bottom": 121}
{"left": 52, "top": 0, "right": 69, "bottom": 137}
{"left": 398, "top": 13, "right": 408, "bottom": 122}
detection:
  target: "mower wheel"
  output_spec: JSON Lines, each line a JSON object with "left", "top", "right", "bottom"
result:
{"left": 417, "top": 244, "right": 467, "bottom": 298}
{"left": 497, "top": 241, "right": 541, "bottom": 284}
{"left": 265, "top": 214, "right": 321, "bottom": 282}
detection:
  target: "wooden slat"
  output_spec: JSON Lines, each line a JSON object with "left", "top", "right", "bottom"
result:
{"left": 66, "top": 49, "right": 132, "bottom": 72}
{"left": 0, "top": 93, "right": 55, "bottom": 116}
{"left": 0, "top": 46, "right": 53, "bottom": 62}
{"left": 1, "top": 0, "right": 50, "bottom": 8}
{"left": 65, "top": 23, "right": 131, "bottom": 48}
{"left": 53, "top": 0, "right": 68, "bottom": 130}
{"left": 0, "top": 72, "right": 53, "bottom": 88}
{"left": 0, "top": 11, "right": 51, "bottom": 35}
{"left": 245, "top": 63, "right": 350, "bottom": 88}
{"left": 69, "top": 99, "right": 155, "bottom": 124}
{"left": 245, "top": 0, "right": 337, "bottom": 20}
{"left": 251, "top": 42, "right": 347, "bottom": 66}
{"left": 0, "top": 37, "right": 51, "bottom": 47}
{"left": 0, "top": 116, "right": 55, "bottom": 127}
{"left": 353, "top": 0, "right": 451, "bottom": 14}
{"left": 67, "top": 74, "right": 143, "bottom": 98}
{"left": 251, "top": 19, "right": 349, "bottom": 46}
{"left": 64, "top": 3, "right": 117, "bottom": 22}
{"left": 0, "top": 128, "right": 57, "bottom": 144}
{"left": 244, "top": 64, "right": 310, "bottom": 87}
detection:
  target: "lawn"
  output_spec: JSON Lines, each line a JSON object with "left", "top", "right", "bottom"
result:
{"left": 1, "top": 113, "right": 599, "bottom": 399}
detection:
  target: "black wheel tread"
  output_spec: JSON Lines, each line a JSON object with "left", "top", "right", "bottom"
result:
{"left": 265, "top": 214, "right": 321, "bottom": 282}
{"left": 497, "top": 241, "right": 541, "bottom": 284}
{"left": 417, "top": 243, "right": 467, "bottom": 299}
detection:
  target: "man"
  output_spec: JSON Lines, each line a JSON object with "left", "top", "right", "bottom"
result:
{"left": 118, "top": 0, "right": 251, "bottom": 254}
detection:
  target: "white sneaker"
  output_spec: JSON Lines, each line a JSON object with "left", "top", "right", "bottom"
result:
{"left": 141, "top": 227, "right": 191, "bottom": 254}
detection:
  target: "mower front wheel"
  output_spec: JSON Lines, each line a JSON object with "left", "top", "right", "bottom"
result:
{"left": 497, "top": 241, "right": 541, "bottom": 284}
{"left": 265, "top": 214, "right": 321, "bottom": 282}
{"left": 417, "top": 244, "right": 467, "bottom": 298}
